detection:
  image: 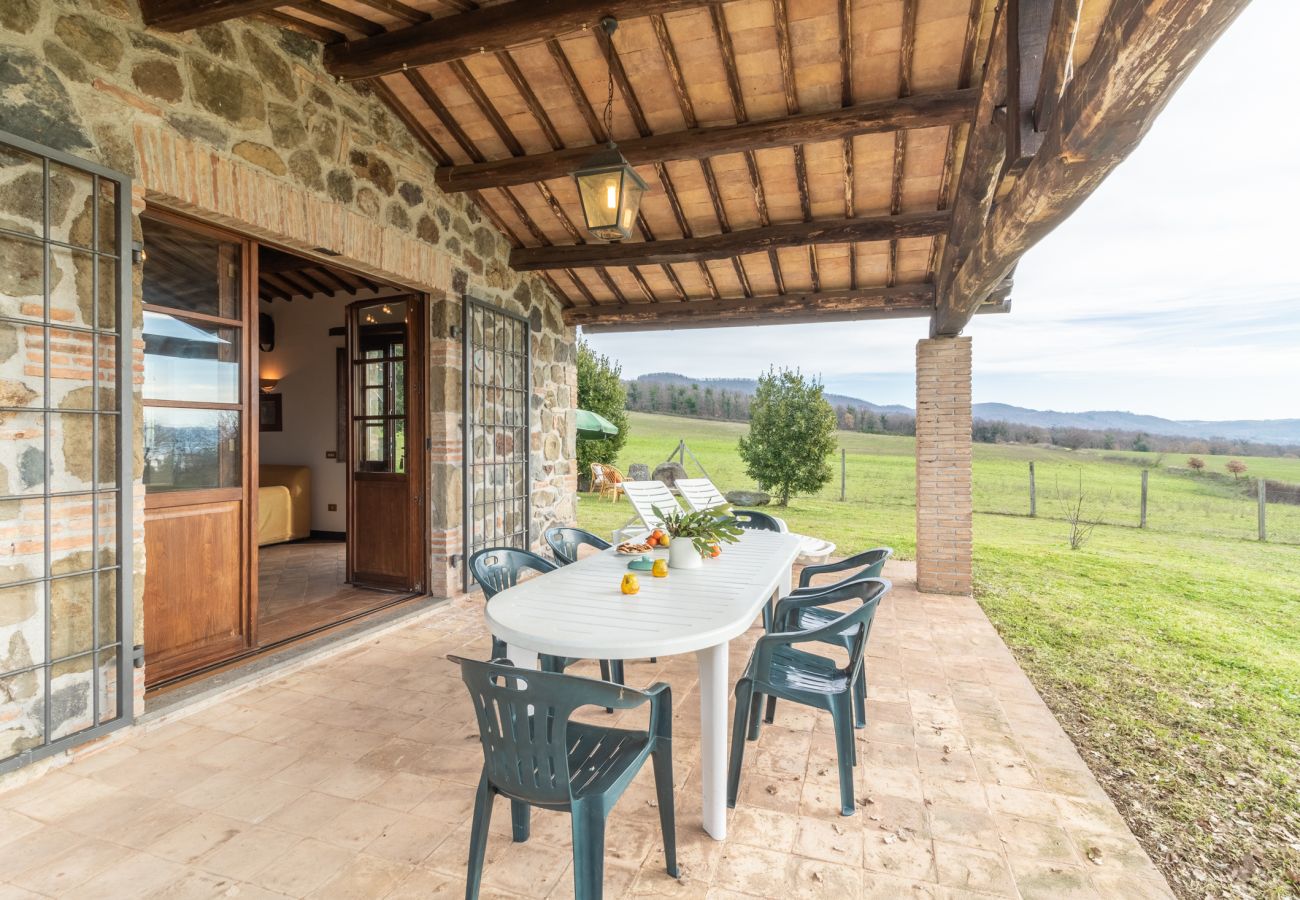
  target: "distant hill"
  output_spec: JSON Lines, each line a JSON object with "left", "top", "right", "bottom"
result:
{"left": 630, "top": 372, "right": 914, "bottom": 416}
{"left": 626, "top": 373, "right": 1300, "bottom": 446}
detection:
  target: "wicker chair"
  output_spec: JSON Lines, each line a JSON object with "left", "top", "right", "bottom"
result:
{"left": 593, "top": 463, "right": 625, "bottom": 502}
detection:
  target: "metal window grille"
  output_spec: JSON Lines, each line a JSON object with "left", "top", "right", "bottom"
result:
{"left": 462, "top": 298, "right": 530, "bottom": 590}
{"left": 0, "top": 130, "right": 134, "bottom": 773}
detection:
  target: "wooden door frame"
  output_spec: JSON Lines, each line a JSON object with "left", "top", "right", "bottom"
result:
{"left": 344, "top": 294, "right": 428, "bottom": 593}
{"left": 140, "top": 206, "right": 260, "bottom": 681}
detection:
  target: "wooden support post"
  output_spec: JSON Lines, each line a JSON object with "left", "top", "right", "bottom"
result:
{"left": 1258, "top": 478, "right": 1267, "bottom": 542}
{"left": 1140, "top": 469, "right": 1148, "bottom": 528}
{"left": 840, "top": 448, "right": 846, "bottom": 502}
{"left": 1028, "top": 461, "right": 1036, "bottom": 517}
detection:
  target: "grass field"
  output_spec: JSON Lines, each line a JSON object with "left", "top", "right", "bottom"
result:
{"left": 578, "top": 412, "right": 1300, "bottom": 899}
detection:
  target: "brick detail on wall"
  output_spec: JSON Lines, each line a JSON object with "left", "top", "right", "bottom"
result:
{"left": 134, "top": 125, "right": 452, "bottom": 292}
{"left": 915, "top": 336, "right": 973, "bottom": 596}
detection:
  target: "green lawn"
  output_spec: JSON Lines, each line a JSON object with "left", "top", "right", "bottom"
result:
{"left": 578, "top": 412, "right": 1300, "bottom": 899}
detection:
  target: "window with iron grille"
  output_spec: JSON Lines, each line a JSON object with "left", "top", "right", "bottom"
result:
{"left": 0, "top": 130, "right": 134, "bottom": 772}
{"left": 463, "top": 298, "right": 530, "bottom": 591}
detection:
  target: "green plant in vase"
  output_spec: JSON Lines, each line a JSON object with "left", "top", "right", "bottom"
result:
{"left": 653, "top": 505, "right": 743, "bottom": 568}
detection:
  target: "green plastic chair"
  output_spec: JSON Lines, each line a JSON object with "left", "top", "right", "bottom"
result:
{"left": 728, "top": 578, "right": 889, "bottom": 816}
{"left": 544, "top": 526, "right": 612, "bottom": 565}
{"left": 450, "top": 655, "right": 678, "bottom": 900}
{"left": 469, "top": 547, "right": 626, "bottom": 689}
{"left": 769, "top": 547, "right": 893, "bottom": 728}
{"left": 732, "top": 509, "right": 782, "bottom": 532}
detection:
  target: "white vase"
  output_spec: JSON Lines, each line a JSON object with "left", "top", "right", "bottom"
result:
{"left": 668, "top": 538, "right": 702, "bottom": 570}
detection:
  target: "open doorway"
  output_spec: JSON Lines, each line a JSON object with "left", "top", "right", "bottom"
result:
{"left": 139, "top": 210, "right": 427, "bottom": 689}
{"left": 254, "top": 247, "right": 425, "bottom": 646}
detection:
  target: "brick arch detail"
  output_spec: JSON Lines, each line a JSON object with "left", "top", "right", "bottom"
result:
{"left": 131, "top": 124, "right": 451, "bottom": 291}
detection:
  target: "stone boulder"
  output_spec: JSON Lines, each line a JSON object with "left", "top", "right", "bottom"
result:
{"left": 725, "top": 489, "right": 771, "bottom": 507}
{"left": 652, "top": 462, "right": 687, "bottom": 491}
{"left": 627, "top": 463, "right": 650, "bottom": 481}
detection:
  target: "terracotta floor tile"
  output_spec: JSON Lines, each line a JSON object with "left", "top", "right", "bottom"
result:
{"left": 254, "top": 836, "right": 352, "bottom": 895}
{"left": 932, "top": 842, "right": 1016, "bottom": 896}
{"left": 192, "top": 827, "right": 299, "bottom": 883}
{"left": 0, "top": 565, "right": 1174, "bottom": 900}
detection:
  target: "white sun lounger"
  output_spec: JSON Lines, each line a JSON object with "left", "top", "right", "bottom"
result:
{"left": 675, "top": 477, "right": 836, "bottom": 564}
{"left": 620, "top": 480, "right": 684, "bottom": 531}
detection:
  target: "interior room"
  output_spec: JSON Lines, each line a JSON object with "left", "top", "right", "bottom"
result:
{"left": 254, "top": 247, "right": 417, "bottom": 646}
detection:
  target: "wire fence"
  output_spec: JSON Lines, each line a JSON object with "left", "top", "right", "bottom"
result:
{"left": 826, "top": 451, "right": 1300, "bottom": 546}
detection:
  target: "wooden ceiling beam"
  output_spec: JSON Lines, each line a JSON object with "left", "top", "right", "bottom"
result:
{"left": 1034, "top": 0, "right": 1084, "bottom": 132}
{"left": 324, "top": 0, "right": 728, "bottom": 81}
{"left": 934, "top": 0, "right": 1251, "bottom": 336}
{"left": 569, "top": 285, "right": 936, "bottom": 331}
{"left": 933, "top": 2, "right": 1010, "bottom": 323}
{"left": 511, "top": 211, "right": 950, "bottom": 271}
{"left": 142, "top": 0, "right": 283, "bottom": 31}
{"left": 887, "top": 0, "right": 918, "bottom": 289}
{"left": 1005, "top": 0, "right": 1055, "bottom": 176}
{"left": 433, "top": 90, "right": 975, "bottom": 192}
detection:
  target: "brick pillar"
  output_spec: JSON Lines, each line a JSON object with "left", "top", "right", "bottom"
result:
{"left": 915, "top": 336, "right": 973, "bottom": 595}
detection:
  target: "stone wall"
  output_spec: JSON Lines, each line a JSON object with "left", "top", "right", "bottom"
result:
{"left": 0, "top": 0, "right": 577, "bottom": 759}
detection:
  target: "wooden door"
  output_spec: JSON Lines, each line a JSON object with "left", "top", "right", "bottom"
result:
{"left": 140, "top": 212, "right": 256, "bottom": 685}
{"left": 346, "top": 297, "right": 425, "bottom": 592}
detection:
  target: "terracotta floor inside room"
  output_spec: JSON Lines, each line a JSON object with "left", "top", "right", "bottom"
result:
{"left": 0, "top": 561, "right": 1174, "bottom": 899}
{"left": 257, "top": 541, "right": 405, "bottom": 646}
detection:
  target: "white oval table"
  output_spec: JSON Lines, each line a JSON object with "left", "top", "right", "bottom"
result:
{"left": 484, "top": 529, "right": 802, "bottom": 840}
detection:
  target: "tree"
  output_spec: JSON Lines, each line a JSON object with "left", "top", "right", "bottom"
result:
{"left": 1187, "top": 456, "right": 1206, "bottom": 473}
{"left": 576, "top": 341, "right": 628, "bottom": 479}
{"left": 1225, "top": 459, "right": 1247, "bottom": 479}
{"left": 737, "top": 368, "right": 837, "bottom": 506}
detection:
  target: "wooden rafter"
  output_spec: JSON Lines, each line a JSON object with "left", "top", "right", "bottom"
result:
{"left": 839, "top": 0, "right": 856, "bottom": 289}
{"left": 926, "top": 0, "right": 985, "bottom": 282}
{"left": 569, "top": 285, "right": 937, "bottom": 331}
{"left": 887, "top": 0, "right": 918, "bottom": 288}
{"left": 295, "top": 0, "right": 384, "bottom": 36}
{"left": 142, "top": 0, "right": 284, "bottom": 31}
{"left": 626, "top": 10, "right": 759, "bottom": 296}
{"left": 934, "top": 0, "right": 1252, "bottom": 335}
{"left": 256, "top": 10, "right": 345, "bottom": 43}
{"left": 772, "top": 0, "right": 818, "bottom": 291}
{"left": 1035, "top": 0, "right": 1085, "bottom": 132}
{"left": 324, "top": 0, "right": 729, "bottom": 81}
{"left": 1005, "top": 0, "right": 1055, "bottom": 174}
{"left": 511, "top": 211, "right": 950, "bottom": 271}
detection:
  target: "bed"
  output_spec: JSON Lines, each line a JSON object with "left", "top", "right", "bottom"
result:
{"left": 258, "top": 465, "right": 312, "bottom": 546}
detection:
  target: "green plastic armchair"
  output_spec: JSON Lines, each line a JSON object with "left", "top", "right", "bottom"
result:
{"left": 728, "top": 578, "right": 889, "bottom": 816}
{"left": 450, "top": 655, "right": 678, "bottom": 899}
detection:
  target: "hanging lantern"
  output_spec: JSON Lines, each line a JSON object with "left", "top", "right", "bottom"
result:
{"left": 571, "top": 16, "right": 646, "bottom": 243}
{"left": 573, "top": 142, "right": 646, "bottom": 243}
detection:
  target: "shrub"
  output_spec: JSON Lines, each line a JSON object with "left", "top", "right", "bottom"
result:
{"left": 1187, "top": 456, "right": 1206, "bottom": 473}
{"left": 576, "top": 341, "right": 628, "bottom": 479}
{"left": 737, "top": 368, "right": 836, "bottom": 506}
{"left": 1226, "top": 459, "right": 1248, "bottom": 479}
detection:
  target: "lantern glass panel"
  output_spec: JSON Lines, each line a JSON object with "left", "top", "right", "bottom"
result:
{"left": 576, "top": 168, "right": 623, "bottom": 232}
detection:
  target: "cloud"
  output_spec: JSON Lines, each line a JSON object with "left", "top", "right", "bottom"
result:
{"left": 585, "top": 0, "right": 1300, "bottom": 422}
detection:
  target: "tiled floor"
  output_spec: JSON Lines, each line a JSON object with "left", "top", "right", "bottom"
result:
{"left": 258, "top": 541, "right": 402, "bottom": 645}
{"left": 0, "top": 561, "right": 1175, "bottom": 899}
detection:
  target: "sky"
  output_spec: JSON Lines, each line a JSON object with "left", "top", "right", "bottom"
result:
{"left": 584, "top": 0, "right": 1300, "bottom": 422}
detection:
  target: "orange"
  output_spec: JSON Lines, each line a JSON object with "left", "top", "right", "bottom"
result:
{"left": 710, "top": 544, "right": 721, "bottom": 558}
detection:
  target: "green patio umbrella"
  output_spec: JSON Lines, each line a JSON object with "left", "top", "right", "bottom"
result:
{"left": 576, "top": 409, "right": 619, "bottom": 441}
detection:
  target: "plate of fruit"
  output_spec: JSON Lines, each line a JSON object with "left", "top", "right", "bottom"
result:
{"left": 644, "top": 529, "right": 671, "bottom": 549}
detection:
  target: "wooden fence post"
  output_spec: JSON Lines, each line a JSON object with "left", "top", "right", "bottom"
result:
{"left": 1029, "top": 461, "right": 1036, "bottom": 517}
{"left": 1140, "top": 469, "right": 1148, "bottom": 528}
{"left": 1258, "top": 478, "right": 1267, "bottom": 541}
{"left": 840, "top": 448, "right": 846, "bottom": 501}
